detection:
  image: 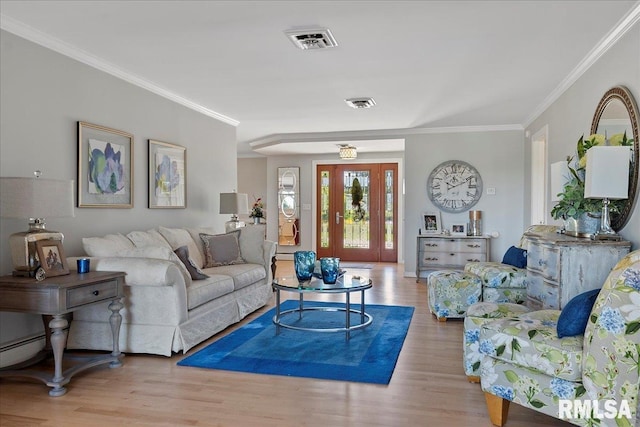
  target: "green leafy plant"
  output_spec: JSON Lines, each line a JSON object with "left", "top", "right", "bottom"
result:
{"left": 551, "top": 133, "right": 632, "bottom": 220}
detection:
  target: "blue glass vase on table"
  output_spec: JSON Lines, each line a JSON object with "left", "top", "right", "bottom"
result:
{"left": 320, "top": 257, "right": 340, "bottom": 284}
{"left": 294, "top": 251, "right": 315, "bottom": 283}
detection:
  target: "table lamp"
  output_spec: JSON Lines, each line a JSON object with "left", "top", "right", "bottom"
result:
{"left": 0, "top": 172, "right": 75, "bottom": 277}
{"left": 219, "top": 192, "right": 248, "bottom": 233}
{"left": 584, "top": 146, "right": 630, "bottom": 241}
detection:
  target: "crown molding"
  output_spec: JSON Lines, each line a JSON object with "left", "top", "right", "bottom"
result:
{"left": 523, "top": 2, "right": 640, "bottom": 128}
{"left": 0, "top": 14, "right": 240, "bottom": 127}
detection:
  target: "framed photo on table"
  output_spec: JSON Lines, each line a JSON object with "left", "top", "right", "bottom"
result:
{"left": 422, "top": 211, "right": 441, "bottom": 234}
{"left": 35, "top": 240, "right": 69, "bottom": 277}
{"left": 148, "top": 140, "right": 186, "bottom": 208}
{"left": 78, "top": 121, "right": 133, "bottom": 208}
{"left": 451, "top": 224, "right": 466, "bottom": 235}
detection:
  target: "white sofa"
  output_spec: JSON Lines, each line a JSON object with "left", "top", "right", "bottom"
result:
{"left": 67, "top": 225, "right": 276, "bottom": 356}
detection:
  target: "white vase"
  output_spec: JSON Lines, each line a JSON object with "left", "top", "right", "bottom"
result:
{"left": 253, "top": 217, "right": 261, "bottom": 224}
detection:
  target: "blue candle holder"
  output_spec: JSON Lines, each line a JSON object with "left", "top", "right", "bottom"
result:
{"left": 320, "top": 257, "right": 340, "bottom": 284}
{"left": 294, "top": 251, "right": 316, "bottom": 283}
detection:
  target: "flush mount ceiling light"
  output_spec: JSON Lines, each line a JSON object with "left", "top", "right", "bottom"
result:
{"left": 284, "top": 28, "right": 338, "bottom": 50}
{"left": 339, "top": 144, "right": 357, "bottom": 160}
{"left": 345, "top": 97, "right": 376, "bottom": 109}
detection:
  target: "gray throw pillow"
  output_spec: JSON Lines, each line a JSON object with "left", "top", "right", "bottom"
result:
{"left": 200, "top": 230, "right": 245, "bottom": 268}
{"left": 174, "top": 246, "right": 209, "bottom": 280}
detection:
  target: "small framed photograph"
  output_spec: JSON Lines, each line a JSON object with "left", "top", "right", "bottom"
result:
{"left": 451, "top": 224, "right": 467, "bottom": 235}
{"left": 35, "top": 240, "right": 69, "bottom": 277}
{"left": 78, "top": 121, "right": 134, "bottom": 208}
{"left": 422, "top": 211, "right": 441, "bottom": 234}
{"left": 149, "top": 139, "right": 186, "bottom": 208}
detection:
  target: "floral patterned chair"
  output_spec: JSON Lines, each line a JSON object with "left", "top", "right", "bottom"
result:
{"left": 479, "top": 250, "right": 640, "bottom": 426}
{"left": 428, "top": 270, "right": 482, "bottom": 321}
{"left": 462, "top": 224, "right": 558, "bottom": 381}
{"left": 464, "top": 224, "right": 558, "bottom": 304}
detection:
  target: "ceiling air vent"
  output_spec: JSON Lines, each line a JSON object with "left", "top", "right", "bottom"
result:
{"left": 345, "top": 98, "right": 376, "bottom": 109}
{"left": 285, "top": 28, "right": 338, "bottom": 50}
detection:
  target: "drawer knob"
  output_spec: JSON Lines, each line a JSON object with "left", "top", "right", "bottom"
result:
{"left": 538, "top": 260, "right": 546, "bottom": 267}
{"left": 467, "top": 244, "right": 481, "bottom": 248}
{"left": 467, "top": 258, "right": 480, "bottom": 262}
{"left": 92, "top": 290, "right": 100, "bottom": 296}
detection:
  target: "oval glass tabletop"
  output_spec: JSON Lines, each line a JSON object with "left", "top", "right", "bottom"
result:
{"left": 273, "top": 273, "right": 372, "bottom": 292}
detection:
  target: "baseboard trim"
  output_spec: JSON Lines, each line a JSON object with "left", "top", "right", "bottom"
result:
{"left": 0, "top": 334, "right": 45, "bottom": 368}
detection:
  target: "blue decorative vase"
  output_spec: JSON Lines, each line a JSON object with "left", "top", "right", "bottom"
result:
{"left": 294, "top": 251, "right": 316, "bottom": 283}
{"left": 320, "top": 257, "right": 340, "bottom": 284}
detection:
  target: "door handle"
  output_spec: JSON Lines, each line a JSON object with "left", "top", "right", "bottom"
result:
{"left": 336, "top": 211, "right": 344, "bottom": 224}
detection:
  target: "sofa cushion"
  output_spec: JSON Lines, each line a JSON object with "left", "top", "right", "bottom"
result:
{"left": 480, "top": 310, "right": 583, "bottom": 381}
{"left": 464, "top": 262, "right": 527, "bottom": 289}
{"left": 158, "top": 226, "right": 204, "bottom": 269}
{"left": 127, "top": 229, "right": 172, "bottom": 249}
{"left": 120, "top": 246, "right": 191, "bottom": 285}
{"left": 174, "top": 246, "right": 209, "bottom": 280}
{"left": 501, "top": 246, "right": 527, "bottom": 268}
{"left": 187, "top": 227, "right": 217, "bottom": 268}
{"left": 187, "top": 274, "right": 235, "bottom": 310}
{"left": 200, "top": 231, "right": 244, "bottom": 267}
{"left": 557, "top": 288, "right": 600, "bottom": 338}
{"left": 238, "top": 225, "right": 265, "bottom": 265}
{"left": 82, "top": 233, "right": 134, "bottom": 257}
{"left": 205, "top": 263, "right": 266, "bottom": 291}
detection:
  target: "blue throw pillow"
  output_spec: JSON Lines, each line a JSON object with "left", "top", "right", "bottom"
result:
{"left": 501, "top": 246, "right": 527, "bottom": 268}
{"left": 556, "top": 288, "right": 601, "bottom": 338}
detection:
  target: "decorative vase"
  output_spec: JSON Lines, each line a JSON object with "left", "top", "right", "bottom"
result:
{"left": 253, "top": 217, "right": 261, "bottom": 224}
{"left": 564, "top": 212, "right": 600, "bottom": 238}
{"left": 294, "top": 251, "right": 315, "bottom": 283}
{"left": 320, "top": 257, "right": 340, "bottom": 284}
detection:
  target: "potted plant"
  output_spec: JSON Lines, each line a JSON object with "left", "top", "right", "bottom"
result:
{"left": 249, "top": 197, "right": 264, "bottom": 224}
{"left": 551, "top": 133, "right": 632, "bottom": 236}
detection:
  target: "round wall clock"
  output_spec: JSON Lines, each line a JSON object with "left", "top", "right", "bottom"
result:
{"left": 427, "top": 160, "right": 483, "bottom": 213}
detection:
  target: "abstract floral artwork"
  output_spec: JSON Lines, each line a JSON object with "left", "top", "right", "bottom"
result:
{"left": 78, "top": 122, "right": 133, "bottom": 207}
{"left": 149, "top": 139, "right": 186, "bottom": 208}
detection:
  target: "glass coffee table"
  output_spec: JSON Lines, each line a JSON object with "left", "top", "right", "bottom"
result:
{"left": 272, "top": 273, "right": 373, "bottom": 340}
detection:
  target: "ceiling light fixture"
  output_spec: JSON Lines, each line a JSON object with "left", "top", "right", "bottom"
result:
{"left": 345, "top": 97, "right": 376, "bottom": 109}
{"left": 284, "top": 28, "right": 338, "bottom": 50}
{"left": 339, "top": 144, "right": 357, "bottom": 160}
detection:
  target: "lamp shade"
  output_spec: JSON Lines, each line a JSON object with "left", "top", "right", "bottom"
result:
{"left": 0, "top": 177, "right": 75, "bottom": 219}
{"left": 584, "top": 146, "right": 630, "bottom": 200}
{"left": 219, "top": 192, "right": 249, "bottom": 215}
{"left": 550, "top": 161, "right": 570, "bottom": 202}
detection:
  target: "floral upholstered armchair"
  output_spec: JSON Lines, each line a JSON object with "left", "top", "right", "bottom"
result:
{"left": 479, "top": 250, "right": 640, "bottom": 426}
{"left": 464, "top": 225, "right": 557, "bottom": 304}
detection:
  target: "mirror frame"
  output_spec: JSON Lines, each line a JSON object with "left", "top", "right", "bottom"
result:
{"left": 590, "top": 86, "right": 639, "bottom": 231}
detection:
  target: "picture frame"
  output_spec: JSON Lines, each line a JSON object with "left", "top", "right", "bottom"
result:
{"left": 78, "top": 121, "right": 133, "bottom": 208}
{"left": 148, "top": 139, "right": 186, "bottom": 208}
{"left": 451, "top": 223, "right": 467, "bottom": 235}
{"left": 35, "top": 240, "right": 69, "bottom": 277}
{"left": 422, "top": 211, "right": 441, "bottom": 234}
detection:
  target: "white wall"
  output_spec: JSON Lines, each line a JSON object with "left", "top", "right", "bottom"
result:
{"left": 0, "top": 31, "right": 237, "bottom": 346}
{"left": 525, "top": 23, "right": 640, "bottom": 247}
{"left": 238, "top": 157, "right": 268, "bottom": 223}
{"left": 404, "top": 130, "right": 526, "bottom": 278}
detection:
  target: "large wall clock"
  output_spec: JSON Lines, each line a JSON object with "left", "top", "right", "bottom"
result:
{"left": 427, "top": 160, "right": 483, "bottom": 213}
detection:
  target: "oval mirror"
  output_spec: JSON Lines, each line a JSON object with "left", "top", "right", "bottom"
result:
{"left": 591, "top": 86, "right": 639, "bottom": 231}
{"left": 281, "top": 195, "right": 296, "bottom": 218}
{"left": 280, "top": 170, "right": 296, "bottom": 191}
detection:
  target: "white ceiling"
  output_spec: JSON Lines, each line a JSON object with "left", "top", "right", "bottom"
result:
{"left": 1, "top": 1, "right": 639, "bottom": 157}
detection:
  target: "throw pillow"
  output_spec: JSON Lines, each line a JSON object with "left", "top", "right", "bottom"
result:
{"left": 158, "top": 226, "right": 204, "bottom": 269}
{"left": 82, "top": 233, "right": 134, "bottom": 257}
{"left": 174, "top": 246, "right": 209, "bottom": 280}
{"left": 200, "top": 230, "right": 245, "bottom": 268}
{"left": 501, "top": 246, "right": 527, "bottom": 268}
{"left": 556, "top": 288, "right": 601, "bottom": 338}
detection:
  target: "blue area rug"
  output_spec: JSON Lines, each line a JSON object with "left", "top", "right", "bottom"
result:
{"left": 178, "top": 300, "right": 414, "bottom": 384}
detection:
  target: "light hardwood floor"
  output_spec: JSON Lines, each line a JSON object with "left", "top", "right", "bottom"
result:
{"left": 0, "top": 262, "right": 570, "bottom": 426}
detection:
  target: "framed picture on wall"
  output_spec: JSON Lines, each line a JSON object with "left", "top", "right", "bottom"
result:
{"left": 148, "top": 140, "right": 186, "bottom": 208}
{"left": 78, "top": 121, "right": 133, "bottom": 208}
{"left": 422, "top": 211, "right": 441, "bottom": 234}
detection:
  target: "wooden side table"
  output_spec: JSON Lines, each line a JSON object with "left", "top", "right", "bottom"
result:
{"left": 0, "top": 271, "right": 125, "bottom": 396}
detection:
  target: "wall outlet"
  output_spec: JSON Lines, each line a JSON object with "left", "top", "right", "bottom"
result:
{"left": 486, "top": 187, "right": 496, "bottom": 195}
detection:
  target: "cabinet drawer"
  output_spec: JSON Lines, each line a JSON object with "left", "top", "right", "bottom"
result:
{"left": 525, "top": 273, "right": 558, "bottom": 309}
{"left": 527, "top": 242, "right": 559, "bottom": 280}
{"left": 419, "top": 252, "right": 487, "bottom": 267}
{"left": 67, "top": 280, "right": 119, "bottom": 308}
{"left": 420, "top": 238, "right": 486, "bottom": 253}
